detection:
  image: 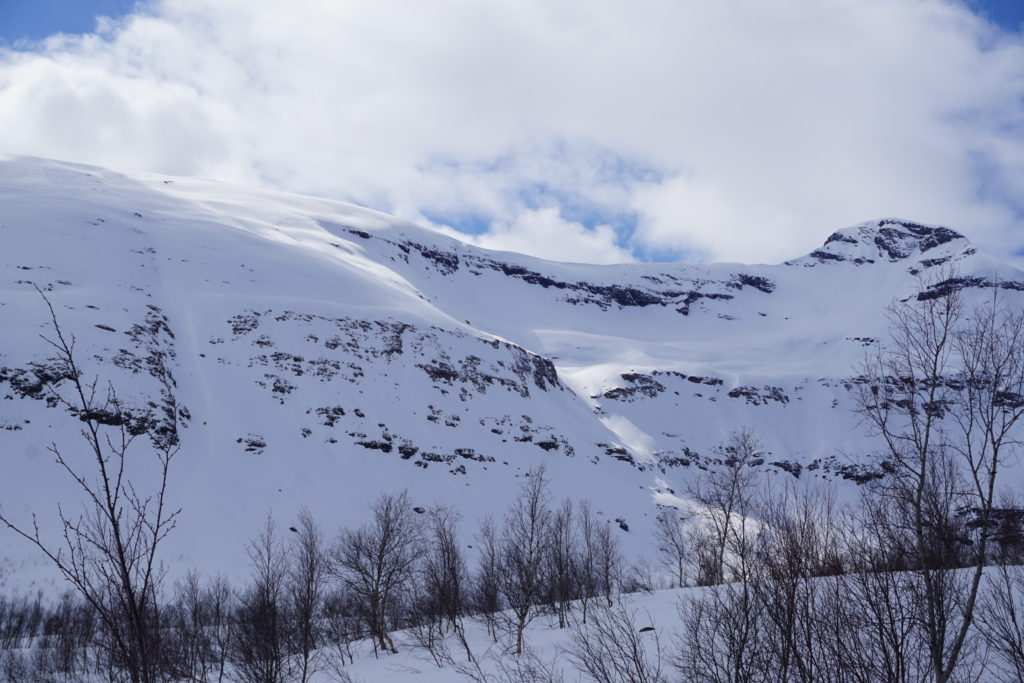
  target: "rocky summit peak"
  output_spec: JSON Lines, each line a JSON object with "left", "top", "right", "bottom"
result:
{"left": 789, "top": 219, "right": 974, "bottom": 268}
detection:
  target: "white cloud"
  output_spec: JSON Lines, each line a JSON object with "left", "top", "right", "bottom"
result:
{"left": 0, "top": 0, "right": 1022, "bottom": 265}
{"left": 437, "top": 207, "right": 634, "bottom": 265}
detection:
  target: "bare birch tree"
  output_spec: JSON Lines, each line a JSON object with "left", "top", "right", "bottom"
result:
{"left": 471, "top": 514, "right": 503, "bottom": 641}
{"left": 545, "top": 498, "right": 577, "bottom": 628}
{"left": 856, "top": 274, "right": 1024, "bottom": 682}
{"left": 330, "top": 490, "right": 422, "bottom": 655}
{"left": 653, "top": 509, "right": 690, "bottom": 588}
{"left": 500, "top": 465, "right": 552, "bottom": 655}
{"left": 231, "top": 513, "right": 290, "bottom": 683}
{"left": 687, "top": 428, "right": 761, "bottom": 586}
{"left": 0, "top": 288, "right": 180, "bottom": 683}
{"left": 287, "top": 507, "right": 327, "bottom": 683}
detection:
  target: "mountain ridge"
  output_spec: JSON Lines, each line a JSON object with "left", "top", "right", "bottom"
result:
{"left": 1, "top": 156, "right": 1022, "bottom": 589}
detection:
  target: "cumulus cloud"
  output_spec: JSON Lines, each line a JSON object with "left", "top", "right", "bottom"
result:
{"left": 437, "top": 207, "right": 634, "bottom": 265}
{"left": 0, "top": 0, "right": 1022, "bottom": 265}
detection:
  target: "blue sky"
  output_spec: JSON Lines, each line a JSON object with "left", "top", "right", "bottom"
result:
{"left": 0, "top": 0, "right": 139, "bottom": 44}
{"left": 0, "top": 0, "right": 1022, "bottom": 266}
{"left": 5, "top": 1, "right": 1021, "bottom": 43}
{"left": 967, "top": 0, "right": 1024, "bottom": 30}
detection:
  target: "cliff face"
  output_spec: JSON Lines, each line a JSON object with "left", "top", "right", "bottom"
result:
{"left": 1, "top": 156, "right": 1021, "bottom": 586}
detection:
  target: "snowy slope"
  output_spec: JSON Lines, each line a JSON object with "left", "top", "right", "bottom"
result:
{"left": 1, "top": 156, "right": 1022, "bottom": 590}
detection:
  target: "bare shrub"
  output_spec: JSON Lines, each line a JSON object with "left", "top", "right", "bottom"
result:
{"left": 674, "top": 581, "right": 764, "bottom": 683}
{"left": 751, "top": 483, "right": 845, "bottom": 681}
{"left": 35, "top": 592, "right": 97, "bottom": 681}
{"left": 565, "top": 599, "right": 665, "bottom": 683}
{"left": 322, "top": 585, "right": 363, "bottom": 678}
{"left": 166, "top": 571, "right": 216, "bottom": 682}
{"left": 978, "top": 563, "right": 1024, "bottom": 681}
{"left": 0, "top": 593, "right": 42, "bottom": 652}
{"left": 457, "top": 645, "right": 566, "bottom": 683}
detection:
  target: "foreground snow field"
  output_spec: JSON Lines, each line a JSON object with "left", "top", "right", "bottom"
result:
{"left": 317, "top": 587, "right": 680, "bottom": 682}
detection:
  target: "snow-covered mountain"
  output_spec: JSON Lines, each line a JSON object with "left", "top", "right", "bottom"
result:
{"left": 2, "top": 156, "right": 1022, "bottom": 589}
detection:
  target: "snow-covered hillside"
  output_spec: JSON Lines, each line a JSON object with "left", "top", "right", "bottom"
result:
{"left": 1, "top": 156, "right": 1022, "bottom": 590}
